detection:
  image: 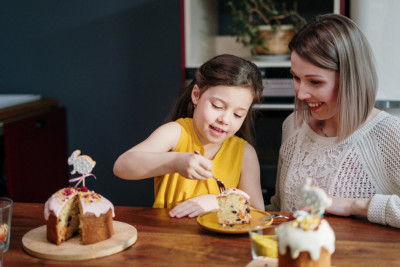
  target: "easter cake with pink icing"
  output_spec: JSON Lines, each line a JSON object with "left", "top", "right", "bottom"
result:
{"left": 44, "top": 186, "right": 115, "bottom": 245}
{"left": 44, "top": 150, "right": 115, "bottom": 245}
{"left": 216, "top": 188, "right": 251, "bottom": 226}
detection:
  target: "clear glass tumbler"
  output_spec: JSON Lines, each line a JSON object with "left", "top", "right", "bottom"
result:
{"left": 0, "top": 197, "right": 13, "bottom": 253}
{"left": 0, "top": 241, "right": 4, "bottom": 267}
{"left": 249, "top": 225, "right": 278, "bottom": 259}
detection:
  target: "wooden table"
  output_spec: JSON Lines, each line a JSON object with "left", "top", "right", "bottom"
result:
{"left": 6, "top": 203, "right": 400, "bottom": 266}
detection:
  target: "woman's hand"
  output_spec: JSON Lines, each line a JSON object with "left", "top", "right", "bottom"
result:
{"left": 325, "top": 196, "right": 370, "bottom": 217}
{"left": 169, "top": 194, "right": 219, "bottom": 218}
{"left": 175, "top": 153, "right": 213, "bottom": 180}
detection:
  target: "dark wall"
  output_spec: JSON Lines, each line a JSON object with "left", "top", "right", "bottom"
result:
{"left": 0, "top": 1, "right": 182, "bottom": 206}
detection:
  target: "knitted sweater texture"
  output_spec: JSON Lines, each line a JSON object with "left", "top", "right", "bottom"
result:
{"left": 266, "top": 111, "right": 400, "bottom": 228}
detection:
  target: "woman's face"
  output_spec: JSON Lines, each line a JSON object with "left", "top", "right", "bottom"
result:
{"left": 290, "top": 51, "right": 339, "bottom": 122}
{"left": 191, "top": 85, "right": 253, "bottom": 145}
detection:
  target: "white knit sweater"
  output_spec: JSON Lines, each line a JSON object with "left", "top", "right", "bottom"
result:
{"left": 266, "top": 111, "right": 400, "bottom": 228}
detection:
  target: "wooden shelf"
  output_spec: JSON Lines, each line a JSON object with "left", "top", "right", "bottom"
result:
{"left": 183, "top": 0, "right": 341, "bottom": 69}
{"left": 0, "top": 98, "right": 58, "bottom": 122}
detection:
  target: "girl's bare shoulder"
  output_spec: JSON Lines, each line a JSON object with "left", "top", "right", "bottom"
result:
{"left": 148, "top": 121, "right": 182, "bottom": 140}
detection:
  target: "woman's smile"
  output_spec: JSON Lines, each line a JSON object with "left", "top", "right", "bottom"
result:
{"left": 307, "top": 101, "right": 324, "bottom": 111}
{"left": 291, "top": 51, "right": 339, "bottom": 122}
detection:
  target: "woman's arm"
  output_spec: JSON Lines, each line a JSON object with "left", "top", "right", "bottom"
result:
{"left": 368, "top": 194, "right": 400, "bottom": 228}
{"left": 325, "top": 197, "right": 370, "bottom": 217}
{"left": 265, "top": 155, "right": 282, "bottom": 212}
{"left": 238, "top": 143, "right": 265, "bottom": 211}
{"left": 326, "top": 195, "right": 400, "bottom": 229}
{"left": 325, "top": 114, "right": 400, "bottom": 228}
{"left": 360, "top": 115, "right": 400, "bottom": 228}
{"left": 113, "top": 122, "right": 213, "bottom": 180}
{"left": 265, "top": 114, "right": 294, "bottom": 212}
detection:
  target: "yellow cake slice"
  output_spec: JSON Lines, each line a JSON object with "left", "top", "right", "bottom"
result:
{"left": 217, "top": 188, "right": 251, "bottom": 226}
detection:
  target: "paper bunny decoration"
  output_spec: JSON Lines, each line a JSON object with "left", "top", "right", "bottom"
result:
{"left": 68, "top": 150, "right": 96, "bottom": 187}
{"left": 297, "top": 177, "right": 332, "bottom": 215}
{"left": 68, "top": 150, "right": 96, "bottom": 175}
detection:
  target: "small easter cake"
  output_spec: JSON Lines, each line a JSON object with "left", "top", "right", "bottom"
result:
{"left": 277, "top": 177, "right": 335, "bottom": 267}
{"left": 44, "top": 150, "right": 115, "bottom": 245}
{"left": 217, "top": 188, "right": 251, "bottom": 226}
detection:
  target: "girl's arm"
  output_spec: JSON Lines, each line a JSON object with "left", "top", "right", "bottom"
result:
{"left": 169, "top": 194, "right": 219, "bottom": 218}
{"left": 238, "top": 143, "right": 265, "bottom": 211}
{"left": 113, "top": 122, "right": 213, "bottom": 180}
{"left": 170, "top": 143, "right": 265, "bottom": 218}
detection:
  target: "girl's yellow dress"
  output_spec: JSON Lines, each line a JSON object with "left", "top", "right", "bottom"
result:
{"left": 153, "top": 118, "right": 247, "bottom": 208}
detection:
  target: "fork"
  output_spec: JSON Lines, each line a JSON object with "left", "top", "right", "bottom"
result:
{"left": 262, "top": 214, "right": 289, "bottom": 221}
{"left": 193, "top": 150, "right": 226, "bottom": 193}
{"left": 212, "top": 175, "right": 227, "bottom": 193}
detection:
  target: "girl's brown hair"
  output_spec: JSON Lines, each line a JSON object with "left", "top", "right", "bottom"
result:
{"left": 168, "top": 54, "right": 263, "bottom": 145}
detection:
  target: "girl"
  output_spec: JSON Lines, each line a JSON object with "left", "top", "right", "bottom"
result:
{"left": 114, "top": 54, "right": 265, "bottom": 218}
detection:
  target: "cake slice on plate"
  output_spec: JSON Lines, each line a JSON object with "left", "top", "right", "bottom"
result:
{"left": 217, "top": 188, "right": 251, "bottom": 226}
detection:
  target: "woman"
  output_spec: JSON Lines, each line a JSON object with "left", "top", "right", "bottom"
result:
{"left": 266, "top": 14, "right": 400, "bottom": 228}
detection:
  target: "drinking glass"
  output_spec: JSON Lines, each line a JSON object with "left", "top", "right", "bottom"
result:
{"left": 249, "top": 225, "right": 278, "bottom": 259}
{"left": 0, "top": 197, "right": 13, "bottom": 253}
{"left": 0, "top": 241, "right": 4, "bottom": 267}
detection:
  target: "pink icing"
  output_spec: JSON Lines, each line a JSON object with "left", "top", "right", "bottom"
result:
{"left": 44, "top": 187, "right": 115, "bottom": 220}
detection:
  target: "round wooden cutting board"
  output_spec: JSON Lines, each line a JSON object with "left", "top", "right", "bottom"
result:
{"left": 22, "top": 221, "right": 137, "bottom": 261}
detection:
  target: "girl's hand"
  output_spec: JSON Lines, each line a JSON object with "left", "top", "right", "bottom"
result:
{"left": 169, "top": 194, "right": 219, "bottom": 218}
{"left": 175, "top": 153, "right": 213, "bottom": 180}
{"left": 325, "top": 196, "right": 370, "bottom": 217}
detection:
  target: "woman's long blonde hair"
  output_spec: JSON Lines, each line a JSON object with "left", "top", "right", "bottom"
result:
{"left": 289, "top": 14, "right": 377, "bottom": 141}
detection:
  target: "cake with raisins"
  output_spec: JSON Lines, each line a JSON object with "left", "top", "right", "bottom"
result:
{"left": 44, "top": 186, "right": 115, "bottom": 245}
{"left": 216, "top": 188, "right": 251, "bottom": 226}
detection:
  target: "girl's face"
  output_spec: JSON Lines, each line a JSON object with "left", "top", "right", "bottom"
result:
{"left": 191, "top": 85, "right": 253, "bottom": 146}
{"left": 290, "top": 51, "right": 339, "bottom": 122}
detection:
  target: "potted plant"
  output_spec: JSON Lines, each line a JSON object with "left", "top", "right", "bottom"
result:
{"left": 226, "top": 0, "right": 307, "bottom": 58}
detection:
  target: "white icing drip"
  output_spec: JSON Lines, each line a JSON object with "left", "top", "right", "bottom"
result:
{"left": 78, "top": 191, "right": 115, "bottom": 217}
{"left": 218, "top": 188, "right": 250, "bottom": 199}
{"left": 44, "top": 187, "right": 79, "bottom": 220}
{"left": 277, "top": 219, "right": 335, "bottom": 260}
{"left": 44, "top": 187, "right": 115, "bottom": 220}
